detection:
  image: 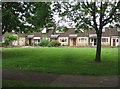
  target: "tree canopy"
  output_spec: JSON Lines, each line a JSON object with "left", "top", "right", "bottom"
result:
{"left": 2, "top": 2, "right": 54, "bottom": 34}
{"left": 53, "top": 2, "right": 120, "bottom": 30}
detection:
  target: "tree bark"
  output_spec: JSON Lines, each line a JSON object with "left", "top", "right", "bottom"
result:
{"left": 95, "top": 33, "right": 102, "bottom": 62}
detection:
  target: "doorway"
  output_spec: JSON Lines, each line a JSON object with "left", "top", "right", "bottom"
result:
{"left": 113, "top": 39, "right": 116, "bottom": 46}
{"left": 91, "top": 38, "right": 97, "bottom": 46}
{"left": 29, "top": 38, "right": 32, "bottom": 46}
{"left": 94, "top": 38, "right": 97, "bottom": 46}
{"left": 73, "top": 38, "right": 76, "bottom": 46}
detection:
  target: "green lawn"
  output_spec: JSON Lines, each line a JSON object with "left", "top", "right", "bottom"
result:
{"left": 2, "top": 47, "right": 118, "bottom": 75}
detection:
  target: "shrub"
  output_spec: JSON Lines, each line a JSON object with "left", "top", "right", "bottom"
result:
{"left": 4, "top": 34, "right": 17, "bottom": 46}
{"left": 39, "top": 39, "right": 49, "bottom": 47}
{"left": 48, "top": 40, "right": 61, "bottom": 47}
{"left": 34, "top": 43, "right": 39, "bottom": 46}
{"left": 1, "top": 42, "right": 7, "bottom": 47}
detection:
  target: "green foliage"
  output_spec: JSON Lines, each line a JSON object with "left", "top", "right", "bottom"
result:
{"left": 38, "top": 39, "right": 49, "bottom": 46}
{"left": 48, "top": 40, "right": 61, "bottom": 47}
{"left": 2, "top": 2, "right": 24, "bottom": 34}
{"left": 4, "top": 34, "right": 17, "bottom": 46}
{"left": 2, "top": 2, "right": 54, "bottom": 34}
{"left": 34, "top": 43, "right": 39, "bottom": 46}
{"left": 53, "top": 2, "right": 120, "bottom": 30}
{"left": 2, "top": 43, "right": 6, "bottom": 47}
{"left": 56, "top": 26, "right": 68, "bottom": 32}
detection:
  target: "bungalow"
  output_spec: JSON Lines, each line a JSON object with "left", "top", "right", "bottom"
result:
{"left": 2, "top": 27, "right": 119, "bottom": 47}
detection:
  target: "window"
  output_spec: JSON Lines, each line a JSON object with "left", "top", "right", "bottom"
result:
{"left": 79, "top": 38, "right": 87, "bottom": 43}
{"left": 60, "top": 39, "right": 67, "bottom": 42}
{"left": 102, "top": 38, "right": 108, "bottom": 42}
{"left": 34, "top": 39, "right": 40, "bottom": 44}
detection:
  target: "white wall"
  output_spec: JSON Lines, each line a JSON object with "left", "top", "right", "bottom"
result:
{"left": 18, "top": 37, "right": 25, "bottom": 46}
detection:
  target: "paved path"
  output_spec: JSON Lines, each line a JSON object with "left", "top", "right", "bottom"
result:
{"left": 2, "top": 69, "right": 118, "bottom": 87}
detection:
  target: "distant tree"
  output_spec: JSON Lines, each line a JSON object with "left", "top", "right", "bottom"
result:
{"left": 53, "top": 1, "right": 120, "bottom": 62}
{"left": 2, "top": 2, "right": 54, "bottom": 34}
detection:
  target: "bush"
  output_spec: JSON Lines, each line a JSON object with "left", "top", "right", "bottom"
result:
{"left": 48, "top": 40, "right": 61, "bottom": 47}
{"left": 4, "top": 34, "right": 17, "bottom": 46}
{"left": 39, "top": 39, "right": 49, "bottom": 47}
{"left": 34, "top": 43, "right": 39, "bottom": 46}
{"left": 2, "top": 43, "right": 6, "bottom": 47}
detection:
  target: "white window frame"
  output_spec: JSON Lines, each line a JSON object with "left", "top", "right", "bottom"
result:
{"left": 79, "top": 38, "right": 87, "bottom": 43}
{"left": 102, "top": 38, "right": 108, "bottom": 43}
{"left": 60, "top": 38, "right": 67, "bottom": 42}
{"left": 34, "top": 39, "right": 40, "bottom": 44}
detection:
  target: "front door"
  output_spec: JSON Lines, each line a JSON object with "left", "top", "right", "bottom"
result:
{"left": 91, "top": 38, "right": 97, "bottom": 46}
{"left": 73, "top": 38, "right": 76, "bottom": 46}
{"left": 29, "top": 38, "right": 32, "bottom": 46}
{"left": 113, "top": 39, "right": 116, "bottom": 46}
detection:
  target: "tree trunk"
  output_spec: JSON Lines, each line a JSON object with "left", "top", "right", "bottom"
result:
{"left": 95, "top": 34, "right": 102, "bottom": 62}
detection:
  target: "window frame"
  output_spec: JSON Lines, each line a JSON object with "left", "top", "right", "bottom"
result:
{"left": 60, "top": 38, "right": 67, "bottom": 42}
{"left": 102, "top": 38, "right": 108, "bottom": 43}
{"left": 79, "top": 38, "right": 87, "bottom": 43}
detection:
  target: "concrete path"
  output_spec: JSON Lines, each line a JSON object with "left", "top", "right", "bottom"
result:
{"left": 2, "top": 69, "right": 118, "bottom": 87}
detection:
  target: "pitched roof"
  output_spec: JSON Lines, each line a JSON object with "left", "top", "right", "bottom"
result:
{"left": 59, "top": 28, "right": 75, "bottom": 37}
{"left": 2, "top": 27, "right": 119, "bottom": 39}
{"left": 18, "top": 34, "right": 26, "bottom": 37}
{"left": 47, "top": 29, "right": 54, "bottom": 37}
{"left": 26, "top": 32, "right": 42, "bottom": 37}
{"left": 33, "top": 32, "right": 42, "bottom": 37}
{"left": 77, "top": 31, "right": 88, "bottom": 37}
{"left": 50, "top": 34, "right": 60, "bottom": 38}
{"left": 109, "top": 27, "right": 118, "bottom": 36}
{"left": 69, "top": 34, "right": 77, "bottom": 38}
{"left": 102, "top": 27, "right": 118, "bottom": 37}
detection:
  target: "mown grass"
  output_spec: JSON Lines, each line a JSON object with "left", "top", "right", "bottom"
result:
{"left": 2, "top": 47, "right": 118, "bottom": 75}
